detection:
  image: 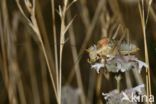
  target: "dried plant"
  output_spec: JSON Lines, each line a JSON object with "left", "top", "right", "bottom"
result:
{"left": 87, "top": 25, "right": 151, "bottom": 103}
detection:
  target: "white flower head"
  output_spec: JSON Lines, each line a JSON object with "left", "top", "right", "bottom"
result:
{"left": 132, "top": 84, "right": 145, "bottom": 94}
{"left": 102, "top": 89, "right": 119, "bottom": 100}
{"left": 62, "top": 86, "right": 80, "bottom": 104}
{"left": 91, "top": 63, "right": 104, "bottom": 73}
{"left": 105, "top": 55, "right": 148, "bottom": 73}
{"left": 134, "top": 59, "right": 148, "bottom": 73}
{"left": 102, "top": 84, "right": 145, "bottom": 104}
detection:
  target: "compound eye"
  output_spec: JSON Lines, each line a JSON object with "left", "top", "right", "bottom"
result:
{"left": 97, "top": 38, "right": 109, "bottom": 48}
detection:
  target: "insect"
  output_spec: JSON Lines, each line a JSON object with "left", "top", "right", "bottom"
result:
{"left": 87, "top": 37, "right": 140, "bottom": 63}
{"left": 119, "top": 42, "right": 140, "bottom": 55}
{"left": 87, "top": 37, "right": 115, "bottom": 63}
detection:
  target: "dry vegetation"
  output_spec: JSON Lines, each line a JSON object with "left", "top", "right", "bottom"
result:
{"left": 0, "top": 0, "right": 156, "bottom": 104}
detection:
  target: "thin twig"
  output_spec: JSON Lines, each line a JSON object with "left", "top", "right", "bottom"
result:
{"left": 15, "top": 0, "right": 58, "bottom": 102}
{"left": 51, "top": 0, "right": 59, "bottom": 95}
{"left": 138, "top": 1, "right": 152, "bottom": 104}
{"left": 67, "top": 11, "right": 86, "bottom": 104}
